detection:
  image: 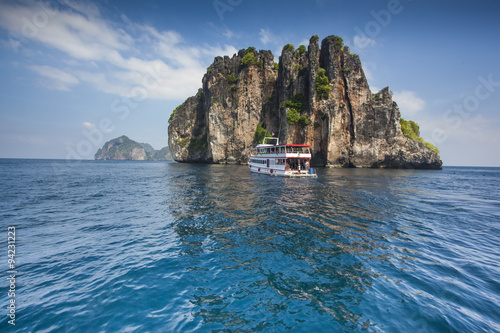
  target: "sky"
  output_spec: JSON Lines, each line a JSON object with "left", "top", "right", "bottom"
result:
{"left": 0, "top": 0, "right": 499, "bottom": 166}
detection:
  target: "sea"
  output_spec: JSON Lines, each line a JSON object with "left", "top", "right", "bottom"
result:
{"left": 0, "top": 159, "right": 498, "bottom": 332}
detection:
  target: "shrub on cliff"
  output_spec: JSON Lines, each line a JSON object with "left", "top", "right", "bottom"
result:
{"left": 169, "top": 105, "right": 181, "bottom": 122}
{"left": 283, "top": 93, "right": 311, "bottom": 128}
{"left": 400, "top": 118, "right": 439, "bottom": 154}
{"left": 254, "top": 124, "right": 271, "bottom": 144}
{"left": 241, "top": 52, "right": 255, "bottom": 67}
{"left": 400, "top": 118, "right": 420, "bottom": 139}
{"left": 286, "top": 109, "right": 300, "bottom": 125}
{"left": 282, "top": 93, "right": 305, "bottom": 112}
{"left": 286, "top": 110, "right": 311, "bottom": 127}
{"left": 335, "top": 37, "right": 344, "bottom": 48}
{"left": 226, "top": 73, "right": 239, "bottom": 84}
{"left": 315, "top": 68, "right": 331, "bottom": 100}
{"left": 283, "top": 44, "right": 294, "bottom": 53}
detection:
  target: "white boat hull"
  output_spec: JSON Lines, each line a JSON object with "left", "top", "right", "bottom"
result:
{"left": 248, "top": 165, "right": 317, "bottom": 178}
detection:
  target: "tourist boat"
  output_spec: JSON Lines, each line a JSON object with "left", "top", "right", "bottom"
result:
{"left": 248, "top": 137, "right": 317, "bottom": 177}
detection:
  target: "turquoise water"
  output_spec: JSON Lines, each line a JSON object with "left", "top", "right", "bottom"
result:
{"left": 0, "top": 159, "right": 499, "bottom": 332}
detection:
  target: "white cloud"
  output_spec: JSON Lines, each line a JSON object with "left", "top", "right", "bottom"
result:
{"left": 222, "top": 27, "right": 235, "bottom": 39}
{"left": 61, "top": 0, "right": 101, "bottom": 18}
{"left": 419, "top": 114, "right": 500, "bottom": 166}
{"left": 393, "top": 91, "right": 426, "bottom": 116}
{"left": 259, "top": 28, "right": 275, "bottom": 45}
{"left": 428, "top": 114, "right": 500, "bottom": 143}
{"left": 29, "top": 65, "right": 79, "bottom": 91}
{"left": 353, "top": 35, "right": 376, "bottom": 49}
{"left": 0, "top": 0, "right": 237, "bottom": 100}
{"left": 0, "top": 0, "right": 130, "bottom": 61}
{"left": 82, "top": 122, "right": 96, "bottom": 130}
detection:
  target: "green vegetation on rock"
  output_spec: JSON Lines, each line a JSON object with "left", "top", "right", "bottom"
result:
{"left": 281, "top": 93, "right": 305, "bottom": 112}
{"left": 281, "top": 93, "right": 311, "bottom": 128}
{"left": 335, "top": 37, "right": 344, "bottom": 48}
{"left": 400, "top": 118, "right": 439, "bottom": 154}
{"left": 241, "top": 47, "right": 256, "bottom": 67}
{"left": 169, "top": 105, "right": 181, "bottom": 122}
{"left": 282, "top": 44, "right": 294, "bottom": 53}
{"left": 177, "top": 138, "right": 189, "bottom": 148}
{"left": 240, "top": 52, "right": 255, "bottom": 67}
{"left": 315, "top": 68, "right": 331, "bottom": 100}
{"left": 253, "top": 124, "right": 272, "bottom": 144}
{"left": 298, "top": 45, "right": 307, "bottom": 54}
{"left": 286, "top": 109, "right": 311, "bottom": 127}
{"left": 226, "top": 73, "right": 239, "bottom": 84}
{"left": 286, "top": 108, "right": 299, "bottom": 125}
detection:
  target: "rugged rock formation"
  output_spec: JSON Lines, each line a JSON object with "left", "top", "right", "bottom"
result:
{"left": 94, "top": 135, "right": 172, "bottom": 160}
{"left": 168, "top": 35, "right": 442, "bottom": 169}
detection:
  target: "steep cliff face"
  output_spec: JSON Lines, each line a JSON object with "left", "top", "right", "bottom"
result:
{"left": 168, "top": 49, "right": 278, "bottom": 164}
{"left": 168, "top": 35, "right": 442, "bottom": 169}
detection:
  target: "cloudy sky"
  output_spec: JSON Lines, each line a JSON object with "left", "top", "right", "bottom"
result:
{"left": 0, "top": 0, "right": 499, "bottom": 166}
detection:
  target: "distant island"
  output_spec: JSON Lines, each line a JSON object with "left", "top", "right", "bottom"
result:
{"left": 94, "top": 135, "right": 172, "bottom": 160}
{"left": 168, "top": 34, "right": 442, "bottom": 169}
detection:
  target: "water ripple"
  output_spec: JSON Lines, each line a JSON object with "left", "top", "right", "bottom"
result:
{"left": 0, "top": 161, "right": 498, "bottom": 332}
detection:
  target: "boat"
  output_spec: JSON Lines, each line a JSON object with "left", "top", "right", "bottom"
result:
{"left": 248, "top": 137, "right": 317, "bottom": 177}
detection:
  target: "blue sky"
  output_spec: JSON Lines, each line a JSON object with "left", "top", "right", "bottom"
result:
{"left": 0, "top": 0, "right": 499, "bottom": 166}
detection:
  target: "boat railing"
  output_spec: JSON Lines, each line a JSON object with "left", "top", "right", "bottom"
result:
{"left": 262, "top": 137, "right": 279, "bottom": 145}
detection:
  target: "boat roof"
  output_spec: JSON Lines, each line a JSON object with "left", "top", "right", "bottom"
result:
{"left": 256, "top": 143, "right": 311, "bottom": 148}
{"left": 257, "top": 137, "right": 311, "bottom": 148}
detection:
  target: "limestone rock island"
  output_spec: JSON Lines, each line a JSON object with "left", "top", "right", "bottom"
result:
{"left": 95, "top": 135, "right": 172, "bottom": 160}
{"left": 168, "top": 35, "right": 442, "bottom": 169}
